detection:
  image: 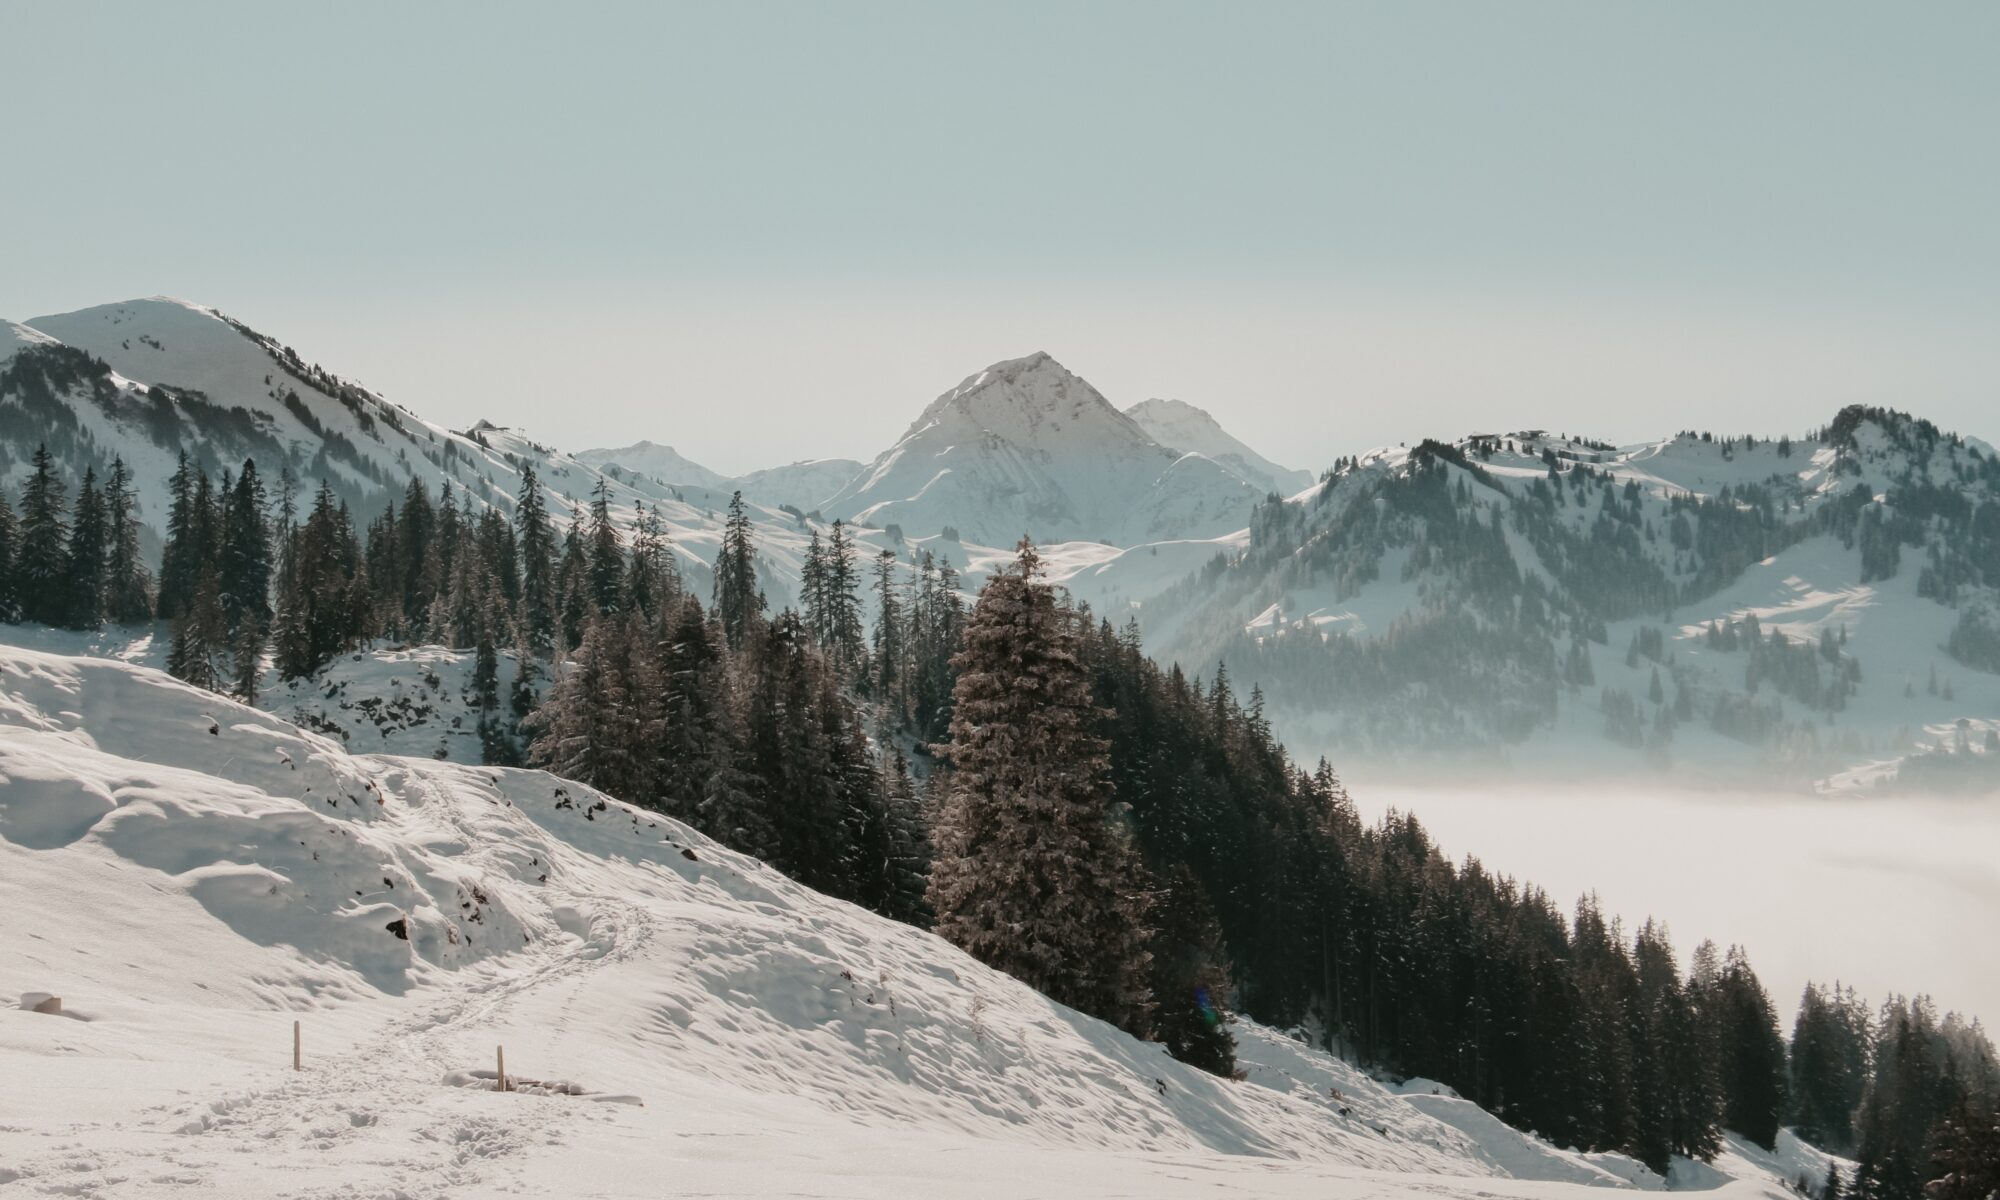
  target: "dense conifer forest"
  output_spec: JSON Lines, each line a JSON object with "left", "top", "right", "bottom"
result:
{"left": 1, "top": 443, "right": 1994, "bottom": 1194}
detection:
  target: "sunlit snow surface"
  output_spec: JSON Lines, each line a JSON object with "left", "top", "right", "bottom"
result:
{"left": 0, "top": 645, "right": 1845, "bottom": 1197}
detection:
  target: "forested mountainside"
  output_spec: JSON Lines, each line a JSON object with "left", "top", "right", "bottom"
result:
{"left": 0, "top": 297, "right": 954, "bottom": 614}
{"left": 1135, "top": 413, "right": 2000, "bottom": 787}
{"left": 4, "top": 420, "right": 1995, "bottom": 1195}
{"left": 3, "top": 639, "right": 1917, "bottom": 1198}
{"left": 7, "top": 297, "right": 1998, "bottom": 794}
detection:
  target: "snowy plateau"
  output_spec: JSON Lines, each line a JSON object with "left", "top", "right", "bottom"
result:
{"left": 0, "top": 644, "right": 1844, "bottom": 1198}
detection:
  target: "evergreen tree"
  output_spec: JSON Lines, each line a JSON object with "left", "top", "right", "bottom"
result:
{"left": 928, "top": 539, "right": 1152, "bottom": 1032}
{"left": 870, "top": 549, "right": 904, "bottom": 704}
{"left": 0, "top": 486, "right": 18, "bottom": 623}
{"left": 167, "top": 566, "right": 228, "bottom": 692}
{"left": 556, "top": 513, "right": 590, "bottom": 653}
{"left": 273, "top": 481, "right": 362, "bottom": 679}
{"left": 101, "top": 457, "right": 152, "bottom": 624}
{"left": 218, "top": 460, "right": 273, "bottom": 636}
{"left": 156, "top": 452, "right": 199, "bottom": 619}
{"left": 17, "top": 444, "right": 71, "bottom": 626}
{"left": 515, "top": 464, "right": 558, "bottom": 656}
{"left": 1792, "top": 982, "right": 1873, "bottom": 1152}
{"left": 1924, "top": 1098, "right": 2000, "bottom": 1200}
{"left": 1711, "top": 946, "right": 1789, "bottom": 1151}
{"left": 526, "top": 611, "right": 648, "bottom": 798}
{"left": 650, "top": 595, "right": 762, "bottom": 841}
{"left": 64, "top": 466, "right": 107, "bottom": 628}
{"left": 822, "top": 519, "right": 865, "bottom": 679}
{"left": 713, "top": 491, "right": 763, "bottom": 650}
{"left": 1149, "top": 864, "right": 1238, "bottom": 1077}
{"left": 231, "top": 617, "right": 264, "bottom": 703}
{"left": 878, "top": 747, "right": 931, "bottom": 925}
{"left": 585, "top": 478, "right": 624, "bottom": 614}
{"left": 624, "top": 500, "right": 678, "bottom": 620}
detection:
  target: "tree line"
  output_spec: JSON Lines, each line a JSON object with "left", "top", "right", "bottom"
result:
{"left": 1, "top": 444, "right": 1993, "bottom": 1194}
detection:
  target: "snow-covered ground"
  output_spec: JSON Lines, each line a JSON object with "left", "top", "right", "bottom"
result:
{"left": 0, "top": 645, "right": 1843, "bottom": 1197}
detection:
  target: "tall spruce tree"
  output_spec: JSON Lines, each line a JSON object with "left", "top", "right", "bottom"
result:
{"left": 218, "top": 459, "right": 273, "bottom": 637}
{"left": 823, "top": 520, "right": 865, "bottom": 679}
{"left": 1712, "top": 946, "right": 1789, "bottom": 1151}
{"left": 101, "top": 457, "right": 152, "bottom": 624}
{"left": 156, "top": 452, "right": 199, "bottom": 619}
{"left": 167, "top": 566, "right": 228, "bottom": 692}
{"left": 0, "top": 486, "right": 18, "bottom": 623}
{"left": 585, "top": 479, "right": 624, "bottom": 615}
{"left": 17, "top": 444, "right": 72, "bottom": 626}
{"left": 515, "top": 464, "right": 557, "bottom": 656}
{"left": 928, "top": 539, "right": 1152, "bottom": 1032}
{"left": 527, "top": 610, "right": 649, "bottom": 797}
{"left": 712, "top": 491, "right": 763, "bottom": 651}
{"left": 1791, "top": 982, "right": 1872, "bottom": 1153}
{"left": 64, "top": 466, "right": 108, "bottom": 629}
{"left": 1149, "top": 864, "right": 1238, "bottom": 1077}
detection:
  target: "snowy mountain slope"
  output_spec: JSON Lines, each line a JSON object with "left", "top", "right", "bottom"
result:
{"left": 581, "top": 441, "right": 865, "bottom": 514}
{"left": 575, "top": 438, "right": 729, "bottom": 489}
{"left": 726, "top": 456, "right": 866, "bottom": 513}
{"left": 1127, "top": 397, "right": 1316, "bottom": 496}
{"left": 0, "top": 297, "right": 940, "bottom": 615}
{"left": 1133, "top": 417, "right": 2000, "bottom": 788}
{"left": 823, "top": 351, "right": 1265, "bottom": 546}
{"left": 0, "top": 645, "right": 1832, "bottom": 1197}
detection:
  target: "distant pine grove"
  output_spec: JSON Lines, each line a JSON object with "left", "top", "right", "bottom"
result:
{"left": 1, "top": 443, "right": 1996, "bottom": 1196}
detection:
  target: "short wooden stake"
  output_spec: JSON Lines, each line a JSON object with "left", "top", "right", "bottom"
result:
{"left": 497, "top": 1045, "right": 507, "bottom": 1093}
{"left": 293, "top": 1020, "right": 301, "bottom": 1071}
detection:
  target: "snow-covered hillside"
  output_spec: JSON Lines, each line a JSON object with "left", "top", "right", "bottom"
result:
{"left": 1127, "top": 397, "right": 1316, "bottom": 496}
{"left": 575, "top": 438, "right": 729, "bottom": 489}
{"left": 823, "top": 351, "right": 1265, "bottom": 546}
{"left": 1, "top": 298, "right": 966, "bottom": 615}
{"left": 579, "top": 441, "right": 866, "bottom": 515}
{"left": 0, "top": 645, "right": 1842, "bottom": 1196}
{"left": 1135, "top": 419, "right": 2000, "bottom": 789}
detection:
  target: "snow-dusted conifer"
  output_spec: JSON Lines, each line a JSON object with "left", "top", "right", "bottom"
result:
{"left": 928, "top": 539, "right": 1152, "bottom": 1031}
{"left": 17, "top": 444, "right": 71, "bottom": 626}
{"left": 713, "top": 491, "right": 763, "bottom": 650}
{"left": 102, "top": 457, "right": 153, "bottom": 624}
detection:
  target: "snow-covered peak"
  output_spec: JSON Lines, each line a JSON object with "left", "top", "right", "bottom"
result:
{"left": 1126, "top": 397, "right": 1315, "bottom": 495}
{"left": 576, "top": 440, "right": 730, "bottom": 490}
{"left": 1, "top": 319, "right": 62, "bottom": 363}
{"left": 826, "top": 352, "right": 1262, "bottom": 546}
{"left": 904, "top": 350, "right": 1154, "bottom": 452}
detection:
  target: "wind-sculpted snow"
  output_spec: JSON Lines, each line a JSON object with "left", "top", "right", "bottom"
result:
{"left": 0, "top": 646, "right": 1840, "bottom": 1195}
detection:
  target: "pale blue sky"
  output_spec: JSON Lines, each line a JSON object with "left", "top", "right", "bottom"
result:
{"left": 4, "top": 2, "right": 1995, "bottom": 473}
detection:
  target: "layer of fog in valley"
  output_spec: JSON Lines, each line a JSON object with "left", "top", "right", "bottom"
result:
{"left": 1348, "top": 777, "right": 2000, "bottom": 1030}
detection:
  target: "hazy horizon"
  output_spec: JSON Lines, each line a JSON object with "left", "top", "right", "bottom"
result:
{"left": 6, "top": 2, "right": 1997, "bottom": 475}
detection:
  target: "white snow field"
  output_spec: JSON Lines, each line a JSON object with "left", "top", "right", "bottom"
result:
{"left": 0, "top": 646, "right": 1841, "bottom": 1198}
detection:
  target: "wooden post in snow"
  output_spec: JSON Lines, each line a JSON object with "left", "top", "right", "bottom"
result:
{"left": 293, "top": 1020, "right": 301, "bottom": 1071}
{"left": 497, "top": 1045, "right": 508, "bottom": 1092}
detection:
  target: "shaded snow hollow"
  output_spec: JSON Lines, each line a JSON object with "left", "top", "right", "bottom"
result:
{"left": 0, "top": 646, "right": 1841, "bottom": 1196}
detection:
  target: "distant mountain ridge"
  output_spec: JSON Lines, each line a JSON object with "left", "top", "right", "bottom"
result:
{"left": 6, "top": 296, "right": 1996, "bottom": 789}
{"left": 821, "top": 351, "right": 1267, "bottom": 546}
{"left": 1126, "top": 397, "right": 1315, "bottom": 496}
